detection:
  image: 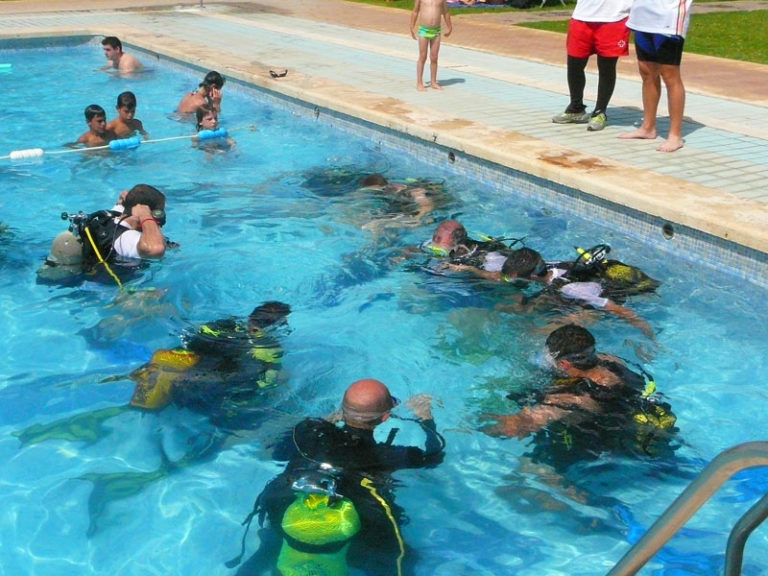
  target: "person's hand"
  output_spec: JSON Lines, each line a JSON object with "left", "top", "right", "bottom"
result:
{"left": 411, "top": 28, "right": 417, "bottom": 40}
{"left": 436, "top": 261, "right": 466, "bottom": 272}
{"left": 126, "top": 203, "right": 153, "bottom": 229}
{"left": 444, "top": 24, "right": 453, "bottom": 38}
{"left": 116, "top": 189, "right": 129, "bottom": 206}
{"left": 406, "top": 394, "right": 434, "bottom": 420}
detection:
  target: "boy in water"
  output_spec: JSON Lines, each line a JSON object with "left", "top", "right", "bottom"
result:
{"left": 106, "top": 91, "right": 148, "bottom": 139}
{"left": 410, "top": 0, "right": 453, "bottom": 91}
{"left": 74, "top": 104, "right": 115, "bottom": 147}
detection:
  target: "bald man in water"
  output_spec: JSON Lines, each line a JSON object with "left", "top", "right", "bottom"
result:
{"left": 238, "top": 378, "right": 444, "bottom": 576}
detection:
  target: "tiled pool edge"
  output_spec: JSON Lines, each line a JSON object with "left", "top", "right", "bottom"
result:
{"left": 5, "top": 34, "right": 768, "bottom": 289}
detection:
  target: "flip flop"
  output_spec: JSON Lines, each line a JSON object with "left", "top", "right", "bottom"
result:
{"left": 269, "top": 69, "right": 288, "bottom": 78}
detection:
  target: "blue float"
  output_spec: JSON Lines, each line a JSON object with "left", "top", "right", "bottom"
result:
{"left": 108, "top": 136, "right": 142, "bottom": 151}
{"left": 197, "top": 128, "right": 228, "bottom": 141}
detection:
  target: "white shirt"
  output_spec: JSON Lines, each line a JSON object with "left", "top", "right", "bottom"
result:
{"left": 573, "top": 0, "right": 633, "bottom": 22}
{"left": 627, "top": 0, "right": 694, "bottom": 37}
{"left": 113, "top": 226, "right": 141, "bottom": 259}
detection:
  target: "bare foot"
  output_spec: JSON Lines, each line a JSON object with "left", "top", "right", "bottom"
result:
{"left": 417, "top": 84, "right": 427, "bottom": 92}
{"left": 657, "top": 137, "right": 684, "bottom": 153}
{"left": 431, "top": 82, "right": 443, "bottom": 90}
{"left": 618, "top": 127, "right": 657, "bottom": 140}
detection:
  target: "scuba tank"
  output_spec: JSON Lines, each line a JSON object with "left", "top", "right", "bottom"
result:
{"left": 276, "top": 470, "right": 361, "bottom": 576}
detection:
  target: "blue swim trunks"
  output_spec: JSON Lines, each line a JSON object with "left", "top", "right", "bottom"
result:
{"left": 418, "top": 25, "right": 442, "bottom": 40}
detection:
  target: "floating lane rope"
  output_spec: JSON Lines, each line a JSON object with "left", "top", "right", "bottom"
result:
{"left": 1, "top": 128, "right": 230, "bottom": 161}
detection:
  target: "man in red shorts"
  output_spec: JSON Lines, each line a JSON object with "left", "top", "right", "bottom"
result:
{"left": 552, "top": 0, "right": 633, "bottom": 132}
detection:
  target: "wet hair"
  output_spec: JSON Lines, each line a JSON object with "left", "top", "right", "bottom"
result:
{"left": 432, "top": 220, "right": 467, "bottom": 247}
{"left": 101, "top": 36, "right": 123, "bottom": 51}
{"left": 122, "top": 184, "right": 166, "bottom": 215}
{"left": 116, "top": 91, "right": 137, "bottom": 109}
{"left": 501, "top": 247, "right": 546, "bottom": 279}
{"left": 248, "top": 301, "right": 291, "bottom": 329}
{"left": 195, "top": 104, "right": 216, "bottom": 131}
{"left": 202, "top": 70, "right": 225, "bottom": 89}
{"left": 546, "top": 324, "right": 597, "bottom": 369}
{"left": 359, "top": 174, "right": 388, "bottom": 188}
{"left": 84, "top": 104, "right": 106, "bottom": 122}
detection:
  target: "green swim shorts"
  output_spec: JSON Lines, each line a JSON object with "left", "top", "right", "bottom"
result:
{"left": 418, "top": 25, "right": 442, "bottom": 40}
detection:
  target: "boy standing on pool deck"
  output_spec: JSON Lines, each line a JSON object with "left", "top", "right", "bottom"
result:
{"left": 411, "top": 0, "right": 453, "bottom": 91}
{"left": 618, "top": 0, "right": 694, "bottom": 152}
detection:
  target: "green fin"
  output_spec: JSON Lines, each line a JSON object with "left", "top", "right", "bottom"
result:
{"left": 13, "top": 405, "right": 130, "bottom": 446}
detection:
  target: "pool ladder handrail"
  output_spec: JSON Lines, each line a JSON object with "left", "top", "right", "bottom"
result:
{"left": 607, "top": 441, "right": 768, "bottom": 576}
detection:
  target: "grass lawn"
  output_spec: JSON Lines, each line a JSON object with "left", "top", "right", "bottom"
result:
{"left": 518, "top": 11, "right": 768, "bottom": 65}
{"left": 348, "top": 0, "right": 766, "bottom": 64}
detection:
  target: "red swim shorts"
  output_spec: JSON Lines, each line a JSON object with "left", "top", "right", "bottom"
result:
{"left": 566, "top": 18, "right": 630, "bottom": 59}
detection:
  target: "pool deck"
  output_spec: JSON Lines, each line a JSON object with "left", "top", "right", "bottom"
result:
{"left": 2, "top": 0, "right": 768, "bottom": 255}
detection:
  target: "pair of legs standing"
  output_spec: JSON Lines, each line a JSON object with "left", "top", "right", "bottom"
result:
{"left": 619, "top": 32, "right": 686, "bottom": 153}
{"left": 553, "top": 18, "right": 629, "bottom": 131}
{"left": 417, "top": 29, "right": 443, "bottom": 91}
{"left": 556, "top": 53, "right": 620, "bottom": 131}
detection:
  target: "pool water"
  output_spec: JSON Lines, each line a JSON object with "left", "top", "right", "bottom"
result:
{"left": 1, "top": 39, "right": 768, "bottom": 576}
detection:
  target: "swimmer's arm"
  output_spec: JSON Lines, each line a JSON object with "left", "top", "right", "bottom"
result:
{"left": 481, "top": 404, "right": 569, "bottom": 439}
{"left": 481, "top": 393, "right": 596, "bottom": 438}
{"left": 410, "top": 187, "right": 434, "bottom": 222}
{"left": 441, "top": 262, "right": 502, "bottom": 281}
{"left": 131, "top": 204, "right": 166, "bottom": 259}
{"left": 603, "top": 300, "right": 655, "bottom": 340}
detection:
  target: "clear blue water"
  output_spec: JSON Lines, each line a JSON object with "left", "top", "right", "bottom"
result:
{"left": 1, "top": 39, "right": 768, "bottom": 576}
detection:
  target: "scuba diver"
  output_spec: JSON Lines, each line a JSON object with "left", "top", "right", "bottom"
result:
{"left": 230, "top": 378, "right": 445, "bottom": 576}
{"left": 442, "top": 244, "right": 659, "bottom": 338}
{"left": 481, "top": 324, "right": 678, "bottom": 470}
{"left": 129, "top": 301, "right": 291, "bottom": 427}
{"left": 37, "top": 183, "right": 171, "bottom": 286}
{"left": 421, "top": 219, "right": 516, "bottom": 267}
{"left": 357, "top": 173, "right": 445, "bottom": 233}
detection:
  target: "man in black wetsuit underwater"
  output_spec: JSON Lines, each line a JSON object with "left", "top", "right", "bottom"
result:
{"left": 232, "top": 378, "right": 445, "bottom": 576}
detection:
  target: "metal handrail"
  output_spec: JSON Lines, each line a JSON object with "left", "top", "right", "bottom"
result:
{"left": 607, "top": 441, "right": 768, "bottom": 576}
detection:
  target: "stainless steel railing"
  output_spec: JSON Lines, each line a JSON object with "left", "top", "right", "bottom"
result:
{"left": 607, "top": 441, "right": 768, "bottom": 576}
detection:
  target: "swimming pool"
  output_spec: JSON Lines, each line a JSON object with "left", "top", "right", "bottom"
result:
{"left": 1, "top": 38, "right": 768, "bottom": 576}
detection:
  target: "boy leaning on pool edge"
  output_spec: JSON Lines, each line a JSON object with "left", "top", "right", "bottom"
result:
{"left": 410, "top": 0, "right": 453, "bottom": 91}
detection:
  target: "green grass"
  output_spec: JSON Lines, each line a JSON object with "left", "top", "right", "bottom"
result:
{"left": 518, "top": 11, "right": 768, "bottom": 65}
{"left": 344, "top": 0, "right": 577, "bottom": 14}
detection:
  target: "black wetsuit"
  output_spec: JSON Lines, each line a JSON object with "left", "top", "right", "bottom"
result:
{"left": 239, "top": 417, "right": 444, "bottom": 576}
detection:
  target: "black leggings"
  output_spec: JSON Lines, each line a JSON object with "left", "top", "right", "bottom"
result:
{"left": 566, "top": 55, "right": 618, "bottom": 115}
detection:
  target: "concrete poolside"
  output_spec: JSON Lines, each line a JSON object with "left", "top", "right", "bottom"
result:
{"left": 1, "top": 0, "right": 767, "bottom": 257}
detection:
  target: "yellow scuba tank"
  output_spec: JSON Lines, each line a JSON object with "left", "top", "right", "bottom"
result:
{"left": 277, "top": 492, "right": 361, "bottom": 576}
{"left": 129, "top": 348, "right": 200, "bottom": 410}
